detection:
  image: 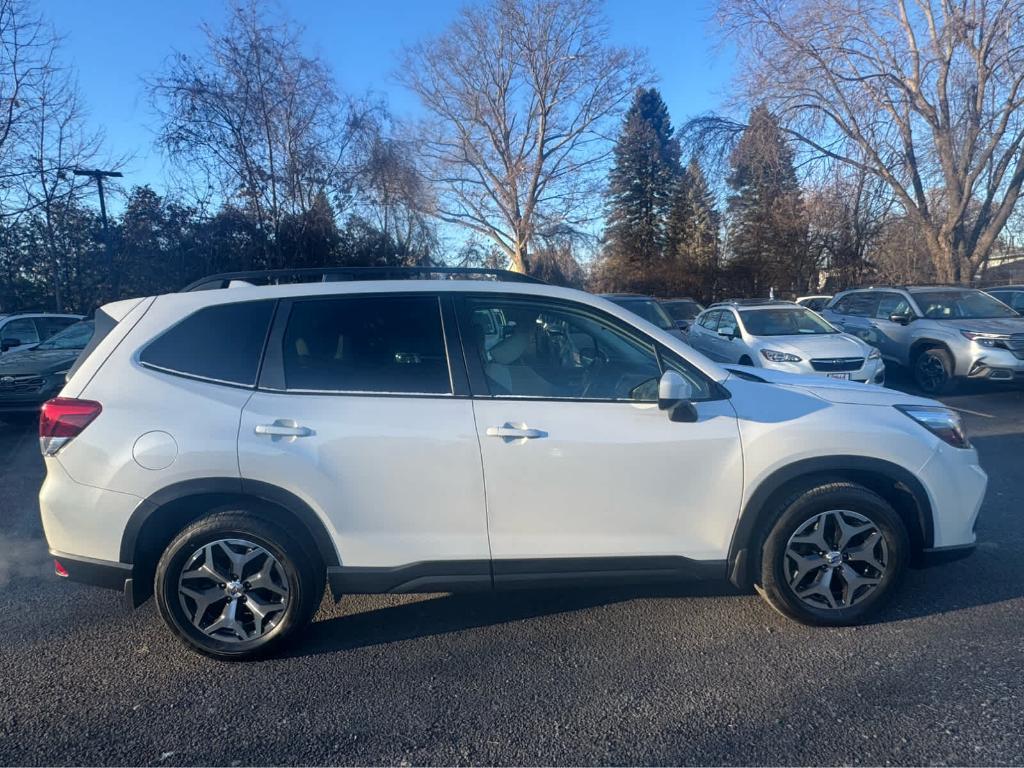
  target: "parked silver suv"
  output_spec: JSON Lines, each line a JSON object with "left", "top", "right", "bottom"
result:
{"left": 823, "top": 286, "right": 1024, "bottom": 393}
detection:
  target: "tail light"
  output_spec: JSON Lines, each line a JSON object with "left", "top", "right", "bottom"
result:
{"left": 39, "top": 397, "right": 102, "bottom": 456}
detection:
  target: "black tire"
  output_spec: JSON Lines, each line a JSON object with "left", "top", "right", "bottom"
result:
{"left": 913, "top": 346, "right": 957, "bottom": 395}
{"left": 155, "top": 511, "right": 324, "bottom": 660}
{"left": 757, "top": 482, "right": 909, "bottom": 626}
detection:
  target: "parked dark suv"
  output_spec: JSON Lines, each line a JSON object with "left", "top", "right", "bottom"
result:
{"left": 0, "top": 320, "right": 94, "bottom": 416}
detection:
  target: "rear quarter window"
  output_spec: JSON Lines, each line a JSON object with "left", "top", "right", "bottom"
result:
{"left": 139, "top": 300, "right": 275, "bottom": 387}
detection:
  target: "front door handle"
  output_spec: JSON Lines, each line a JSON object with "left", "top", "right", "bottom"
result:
{"left": 255, "top": 420, "right": 314, "bottom": 438}
{"left": 486, "top": 423, "right": 548, "bottom": 442}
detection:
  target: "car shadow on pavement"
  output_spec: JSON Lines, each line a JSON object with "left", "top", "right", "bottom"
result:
{"left": 287, "top": 580, "right": 744, "bottom": 658}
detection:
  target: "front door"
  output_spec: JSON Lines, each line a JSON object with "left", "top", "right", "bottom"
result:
{"left": 456, "top": 295, "right": 744, "bottom": 582}
{"left": 239, "top": 293, "right": 490, "bottom": 574}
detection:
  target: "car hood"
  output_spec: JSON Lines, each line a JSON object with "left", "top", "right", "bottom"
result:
{"left": 941, "top": 317, "right": 1024, "bottom": 334}
{"left": 751, "top": 333, "right": 868, "bottom": 358}
{"left": 0, "top": 348, "right": 81, "bottom": 376}
{"left": 726, "top": 367, "right": 936, "bottom": 407}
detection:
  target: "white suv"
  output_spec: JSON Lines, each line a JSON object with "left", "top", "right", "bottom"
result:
{"left": 39, "top": 268, "right": 986, "bottom": 659}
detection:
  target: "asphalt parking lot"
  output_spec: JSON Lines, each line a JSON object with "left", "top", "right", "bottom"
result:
{"left": 1, "top": 372, "right": 1022, "bottom": 766}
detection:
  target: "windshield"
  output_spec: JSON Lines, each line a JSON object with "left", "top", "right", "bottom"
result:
{"left": 911, "top": 290, "right": 1019, "bottom": 319}
{"left": 612, "top": 299, "right": 675, "bottom": 330}
{"left": 740, "top": 307, "right": 838, "bottom": 336}
{"left": 662, "top": 300, "right": 703, "bottom": 321}
{"left": 35, "top": 320, "right": 94, "bottom": 350}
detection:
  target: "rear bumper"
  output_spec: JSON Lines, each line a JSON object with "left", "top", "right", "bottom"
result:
{"left": 50, "top": 549, "right": 134, "bottom": 597}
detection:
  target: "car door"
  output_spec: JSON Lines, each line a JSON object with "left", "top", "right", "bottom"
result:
{"left": 688, "top": 310, "right": 721, "bottom": 358}
{"left": 872, "top": 292, "right": 915, "bottom": 362}
{"left": 713, "top": 310, "right": 743, "bottom": 363}
{"left": 456, "top": 294, "right": 744, "bottom": 579}
{"left": 828, "top": 293, "right": 880, "bottom": 347}
{"left": 238, "top": 292, "right": 490, "bottom": 575}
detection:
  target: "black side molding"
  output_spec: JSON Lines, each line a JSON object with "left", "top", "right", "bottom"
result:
{"left": 328, "top": 556, "right": 728, "bottom": 596}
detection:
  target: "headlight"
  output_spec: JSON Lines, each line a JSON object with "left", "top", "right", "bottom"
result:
{"left": 867, "top": 348, "right": 881, "bottom": 360}
{"left": 961, "top": 330, "right": 1008, "bottom": 348}
{"left": 760, "top": 349, "right": 802, "bottom": 363}
{"left": 895, "top": 405, "right": 970, "bottom": 448}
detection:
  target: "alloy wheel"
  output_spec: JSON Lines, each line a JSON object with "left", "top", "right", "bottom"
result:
{"left": 783, "top": 510, "right": 888, "bottom": 610}
{"left": 916, "top": 354, "right": 947, "bottom": 392}
{"left": 177, "top": 538, "right": 290, "bottom": 642}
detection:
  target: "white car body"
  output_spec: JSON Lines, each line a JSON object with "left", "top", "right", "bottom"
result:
{"left": 37, "top": 275, "right": 985, "bottom": 653}
{"left": 687, "top": 302, "right": 886, "bottom": 385}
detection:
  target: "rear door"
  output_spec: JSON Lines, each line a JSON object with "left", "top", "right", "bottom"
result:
{"left": 239, "top": 293, "right": 490, "bottom": 576}
{"left": 872, "top": 292, "right": 916, "bottom": 363}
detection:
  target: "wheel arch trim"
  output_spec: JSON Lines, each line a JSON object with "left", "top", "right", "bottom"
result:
{"left": 727, "top": 455, "right": 934, "bottom": 588}
{"left": 120, "top": 477, "right": 341, "bottom": 568}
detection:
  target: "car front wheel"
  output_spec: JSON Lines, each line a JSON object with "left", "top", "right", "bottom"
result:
{"left": 155, "top": 511, "right": 324, "bottom": 660}
{"left": 914, "top": 347, "right": 956, "bottom": 395}
{"left": 757, "top": 482, "right": 909, "bottom": 626}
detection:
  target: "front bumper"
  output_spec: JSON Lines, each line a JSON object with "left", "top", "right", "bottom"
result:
{"left": 761, "top": 356, "right": 886, "bottom": 384}
{"left": 963, "top": 345, "right": 1024, "bottom": 381}
{"left": 918, "top": 543, "right": 976, "bottom": 567}
{"left": 916, "top": 443, "right": 988, "bottom": 549}
{"left": 0, "top": 379, "right": 63, "bottom": 412}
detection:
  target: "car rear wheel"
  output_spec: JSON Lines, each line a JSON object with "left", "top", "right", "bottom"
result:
{"left": 757, "top": 482, "right": 909, "bottom": 626}
{"left": 914, "top": 347, "right": 956, "bottom": 395}
{"left": 155, "top": 511, "right": 324, "bottom": 660}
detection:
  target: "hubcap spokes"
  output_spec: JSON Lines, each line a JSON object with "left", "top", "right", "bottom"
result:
{"left": 918, "top": 357, "right": 945, "bottom": 390}
{"left": 784, "top": 510, "right": 888, "bottom": 610}
{"left": 178, "top": 538, "right": 289, "bottom": 643}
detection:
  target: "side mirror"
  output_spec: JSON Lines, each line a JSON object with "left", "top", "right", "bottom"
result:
{"left": 658, "top": 370, "right": 698, "bottom": 423}
{"left": 675, "top": 320, "right": 688, "bottom": 331}
{"left": 1, "top": 338, "right": 21, "bottom": 352}
{"left": 889, "top": 313, "right": 913, "bottom": 325}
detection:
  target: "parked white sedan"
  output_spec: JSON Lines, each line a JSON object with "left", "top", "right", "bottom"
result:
{"left": 688, "top": 300, "right": 885, "bottom": 384}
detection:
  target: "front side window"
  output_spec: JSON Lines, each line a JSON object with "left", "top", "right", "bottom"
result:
{"left": 140, "top": 300, "right": 275, "bottom": 386}
{"left": 740, "top": 307, "right": 838, "bottom": 336}
{"left": 717, "top": 311, "right": 739, "bottom": 337}
{"left": 911, "top": 289, "right": 1020, "bottom": 319}
{"left": 833, "top": 293, "right": 880, "bottom": 317}
{"left": 281, "top": 295, "right": 451, "bottom": 394}
{"left": 464, "top": 298, "right": 672, "bottom": 401}
{"left": 36, "top": 316, "right": 79, "bottom": 338}
{"left": 875, "top": 293, "right": 912, "bottom": 319}
{"left": 1, "top": 318, "right": 40, "bottom": 345}
{"left": 698, "top": 311, "right": 721, "bottom": 330}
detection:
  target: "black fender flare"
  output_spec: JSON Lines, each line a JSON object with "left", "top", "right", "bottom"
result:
{"left": 727, "top": 455, "right": 934, "bottom": 588}
{"left": 120, "top": 477, "right": 340, "bottom": 568}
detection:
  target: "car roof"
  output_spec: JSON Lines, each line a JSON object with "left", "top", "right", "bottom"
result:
{"left": 986, "top": 285, "right": 1024, "bottom": 291}
{"left": 600, "top": 293, "right": 655, "bottom": 300}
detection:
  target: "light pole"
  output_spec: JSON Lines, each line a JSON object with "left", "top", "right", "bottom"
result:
{"left": 73, "top": 168, "right": 123, "bottom": 296}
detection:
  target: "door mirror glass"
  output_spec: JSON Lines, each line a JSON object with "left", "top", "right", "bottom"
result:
{"left": 658, "top": 370, "right": 697, "bottom": 422}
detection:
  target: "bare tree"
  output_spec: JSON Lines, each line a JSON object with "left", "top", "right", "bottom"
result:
{"left": 399, "top": 0, "right": 647, "bottom": 273}
{"left": 0, "top": 0, "right": 60, "bottom": 214}
{"left": 718, "top": 0, "right": 1024, "bottom": 283}
{"left": 148, "top": 0, "right": 376, "bottom": 266}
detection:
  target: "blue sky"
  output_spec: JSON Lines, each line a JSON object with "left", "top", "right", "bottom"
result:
{"left": 49, "top": 0, "right": 735, "bottom": 200}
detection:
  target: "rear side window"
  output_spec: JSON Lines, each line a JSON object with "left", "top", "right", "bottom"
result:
{"left": 140, "top": 300, "right": 274, "bottom": 386}
{"left": 281, "top": 295, "right": 451, "bottom": 394}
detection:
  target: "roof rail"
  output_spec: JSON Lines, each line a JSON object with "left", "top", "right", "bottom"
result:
{"left": 181, "top": 266, "right": 545, "bottom": 292}
{"left": 708, "top": 298, "right": 796, "bottom": 308}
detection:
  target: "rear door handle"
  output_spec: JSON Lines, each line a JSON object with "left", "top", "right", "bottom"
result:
{"left": 255, "top": 420, "right": 313, "bottom": 438}
{"left": 486, "top": 424, "right": 548, "bottom": 441}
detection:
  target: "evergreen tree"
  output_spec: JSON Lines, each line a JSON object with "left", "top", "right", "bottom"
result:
{"left": 665, "top": 159, "right": 720, "bottom": 301}
{"left": 602, "top": 87, "right": 681, "bottom": 292}
{"left": 725, "top": 105, "right": 809, "bottom": 297}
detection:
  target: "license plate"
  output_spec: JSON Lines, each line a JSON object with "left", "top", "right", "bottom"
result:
{"left": 827, "top": 372, "right": 850, "bottom": 380}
